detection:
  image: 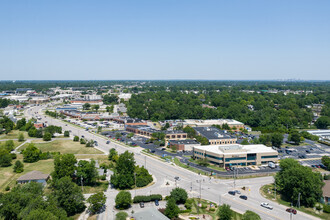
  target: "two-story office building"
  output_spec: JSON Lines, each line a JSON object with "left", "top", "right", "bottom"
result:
{"left": 193, "top": 144, "right": 278, "bottom": 167}
{"left": 126, "top": 125, "right": 187, "bottom": 140}
{"left": 193, "top": 127, "right": 237, "bottom": 145}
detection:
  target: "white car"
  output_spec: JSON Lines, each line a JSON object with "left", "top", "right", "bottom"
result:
{"left": 260, "top": 202, "right": 273, "bottom": 210}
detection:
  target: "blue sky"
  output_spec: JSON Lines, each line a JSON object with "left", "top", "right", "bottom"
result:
{"left": 0, "top": 0, "right": 329, "bottom": 80}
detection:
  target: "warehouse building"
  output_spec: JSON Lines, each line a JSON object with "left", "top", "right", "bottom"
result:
{"left": 193, "top": 127, "right": 237, "bottom": 145}
{"left": 183, "top": 119, "right": 244, "bottom": 131}
{"left": 193, "top": 144, "right": 278, "bottom": 168}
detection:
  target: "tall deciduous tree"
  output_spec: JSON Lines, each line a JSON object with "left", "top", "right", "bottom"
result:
{"left": 13, "top": 160, "right": 24, "bottom": 173}
{"left": 111, "top": 151, "right": 135, "bottom": 189}
{"left": 164, "top": 198, "right": 180, "bottom": 219}
{"left": 170, "top": 187, "right": 188, "bottom": 204}
{"left": 22, "top": 143, "right": 41, "bottom": 163}
{"left": 115, "top": 191, "right": 132, "bottom": 209}
{"left": 52, "top": 176, "right": 85, "bottom": 216}
{"left": 52, "top": 154, "right": 77, "bottom": 180}
{"left": 217, "top": 204, "right": 232, "bottom": 220}
{"left": 87, "top": 192, "right": 106, "bottom": 214}
{"left": 275, "top": 158, "right": 324, "bottom": 207}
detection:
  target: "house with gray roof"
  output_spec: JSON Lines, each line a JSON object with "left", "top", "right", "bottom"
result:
{"left": 17, "top": 171, "right": 50, "bottom": 185}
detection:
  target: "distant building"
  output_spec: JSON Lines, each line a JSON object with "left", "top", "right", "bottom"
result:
{"left": 118, "top": 93, "right": 132, "bottom": 101}
{"left": 193, "top": 127, "right": 237, "bottom": 145}
{"left": 33, "top": 123, "right": 44, "bottom": 129}
{"left": 183, "top": 119, "right": 244, "bottom": 131}
{"left": 168, "top": 139, "right": 201, "bottom": 151}
{"left": 323, "top": 180, "right": 330, "bottom": 203}
{"left": 307, "top": 130, "right": 329, "bottom": 140}
{"left": 17, "top": 171, "right": 50, "bottom": 185}
{"left": 193, "top": 144, "right": 278, "bottom": 167}
{"left": 126, "top": 125, "right": 187, "bottom": 140}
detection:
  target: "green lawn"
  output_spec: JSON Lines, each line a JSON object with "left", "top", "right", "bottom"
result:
{"left": 0, "top": 154, "right": 54, "bottom": 192}
{"left": 18, "top": 139, "right": 103, "bottom": 155}
{"left": 260, "top": 184, "right": 330, "bottom": 220}
{"left": 0, "top": 130, "right": 31, "bottom": 140}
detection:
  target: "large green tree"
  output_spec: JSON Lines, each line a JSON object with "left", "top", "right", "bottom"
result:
{"left": 51, "top": 176, "right": 85, "bottom": 216}
{"left": 322, "top": 156, "right": 330, "bottom": 170}
{"left": 87, "top": 192, "right": 106, "bottom": 214}
{"left": 271, "top": 133, "right": 283, "bottom": 148}
{"left": 315, "top": 116, "right": 330, "bottom": 129}
{"left": 52, "top": 154, "right": 77, "bottom": 180}
{"left": 170, "top": 187, "right": 188, "bottom": 204}
{"left": 275, "top": 158, "right": 324, "bottom": 207}
{"left": 76, "top": 159, "right": 98, "bottom": 186}
{"left": 0, "top": 149, "right": 12, "bottom": 167}
{"left": 164, "top": 198, "right": 180, "bottom": 219}
{"left": 111, "top": 151, "right": 135, "bottom": 189}
{"left": 115, "top": 191, "right": 132, "bottom": 209}
{"left": 22, "top": 143, "right": 41, "bottom": 163}
{"left": 217, "top": 204, "right": 232, "bottom": 220}
{"left": 242, "top": 210, "right": 261, "bottom": 220}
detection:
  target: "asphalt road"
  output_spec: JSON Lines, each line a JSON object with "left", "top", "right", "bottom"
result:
{"left": 24, "top": 105, "right": 319, "bottom": 220}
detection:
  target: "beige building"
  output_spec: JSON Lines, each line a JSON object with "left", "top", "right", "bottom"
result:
{"left": 183, "top": 119, "right": 244, "bottom": 131}
{"left": 193, "top": 144, "right": 278, "bottom": 168}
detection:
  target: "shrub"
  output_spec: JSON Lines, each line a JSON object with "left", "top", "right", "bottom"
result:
{"left": 43, "top": 132, "right": 52, "bottom": 141}
{"left": 64, "top": 131, "right": 70, "bottom": 137}
{"left": 100, "top": 175, "right": 106, "bottom": 181}
{"left": 73, "top": 136, "right": 79, "bottom": 142}
{"left": 150, "top": 194, "right": 162, "bottom": 201}
{"left": 184, "top": 199, "right": 193, "bottom": 210}
{"left": 80, "top": 138, "right": 86, "bottom": 144}
{"left": 5, "top": 186, "right": 10, "bottom": 191}
{"left": 13, "top": 160, "right": 24, "bottom": 173}
{"left": 115, "top": 191, "right": 132, "bottom": 210}
{"left": 10, "top": 153, "right": 17, "bottom": 159}
{"left": 116, "top": 211, "right": 128, "bottom": 220}
{"left": 170, "top": 187, "right": 188, "bottom": 204}
{"left": 323, "top": 204, "right": 330, "bottom": 213}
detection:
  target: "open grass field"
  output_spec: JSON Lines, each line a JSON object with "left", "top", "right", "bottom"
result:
{"left": 0, "top": 130, "right": 30, "bottom": 140}
{"left": 18, "top": 139, "right": 103, "bottom": 155}
{"left": 0, "top": 154, "right": 54, "bottom": 192}
{"left": 0, "top": 139, "right": 23, "bottom": 148}
{"left": 260, "top": 184, "right": 329, "bottom": 220}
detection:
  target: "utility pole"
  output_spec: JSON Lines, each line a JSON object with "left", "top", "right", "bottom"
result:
{"left": 199, "top": 180, "right": 202, "bottom": 199}
{"left": 274, "top": 180, "right": 276, "bottom": 200}
{"left": 233, "top": 168, "right": 236, "bottom": 189}
{"left": 297, "top": 192, "right": 301, "bottom": 208}
{"left": 145, "top": 156, "right": 146, "bottom": 168}
{"left": 81, "top": 176, "right": 83, "bottom": 192}
{"left": 134, "top": 173, "right": 137, "bottom": 197}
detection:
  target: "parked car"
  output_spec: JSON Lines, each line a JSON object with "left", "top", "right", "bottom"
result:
{"left": 239, "top": 195, "right": 247, "bottom": 200}
{"left": 150, "top": 150, "right": 155, "bottom": 153}
{"left": 286, "top": 208, "right": 297, "bottom": 214}
{"left": 106, "top": 141, "right": 110, "bottom": 144}
{"left": 174, "top": 176, "right": 180, "bottom": 181}
{"left": 155, "top": 200, "right": 159, "bottom": 206}
{"left": 261, "top": 202, "right": 273, "bottom": 210}
{"left": 234, "top": 190, "right": 241, "bottom": 194}
{"left": 228, "top": 191, "right": 236, "bottom": 196}
{"left": 139, "top": 202, "right": 144, "bottom": 208}
{"left": 161, "top": 148, "right": 166, "bottom": 151}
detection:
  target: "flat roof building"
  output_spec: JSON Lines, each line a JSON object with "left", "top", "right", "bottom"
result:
{"left": 168, "top": 139, "right": 201, "bottom": 151}
{"left": 193, "top": 144, "right": 278, "bottom": 167}
{"left": 193, "top": 127, "right": 237, "bottom": 145}
{"left": 184, "top": 119, "right": 244, "bottom": 131}
{"left": 126, "top": 125, "right": 187, "bottom": 140}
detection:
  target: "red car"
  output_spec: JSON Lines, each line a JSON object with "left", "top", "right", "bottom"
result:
{"left": 286, "top": 208, "right": 297, "bottom": 214}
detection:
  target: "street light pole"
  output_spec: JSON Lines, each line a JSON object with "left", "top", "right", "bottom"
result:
{"left": 134, "top": 173, "right": 137, "bottom": 197}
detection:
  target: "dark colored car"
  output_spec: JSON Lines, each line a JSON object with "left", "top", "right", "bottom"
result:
{"left": 140, "top": 202, "right": 144, "bottom": 208}
{"left": 239, "top": 195, "right": 247, "bottom": 200}
{"left": 106, "top": 141, "right": 110, "bottom": 144}
{"left": 228, "top": 191, "right": 236, "bottom": 196}
{"left": 155, "top": 200, "right": 159, "bottom": 206}
{"left": 150, "top": 150, "right": 155, "bottom": 153}
{"left": 286, "top": 208, "right": 297, "bottom": 214}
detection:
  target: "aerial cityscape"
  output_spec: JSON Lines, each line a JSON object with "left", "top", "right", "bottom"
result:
{"left": 0, "top": 1, "right": 329, "bottom": 220}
